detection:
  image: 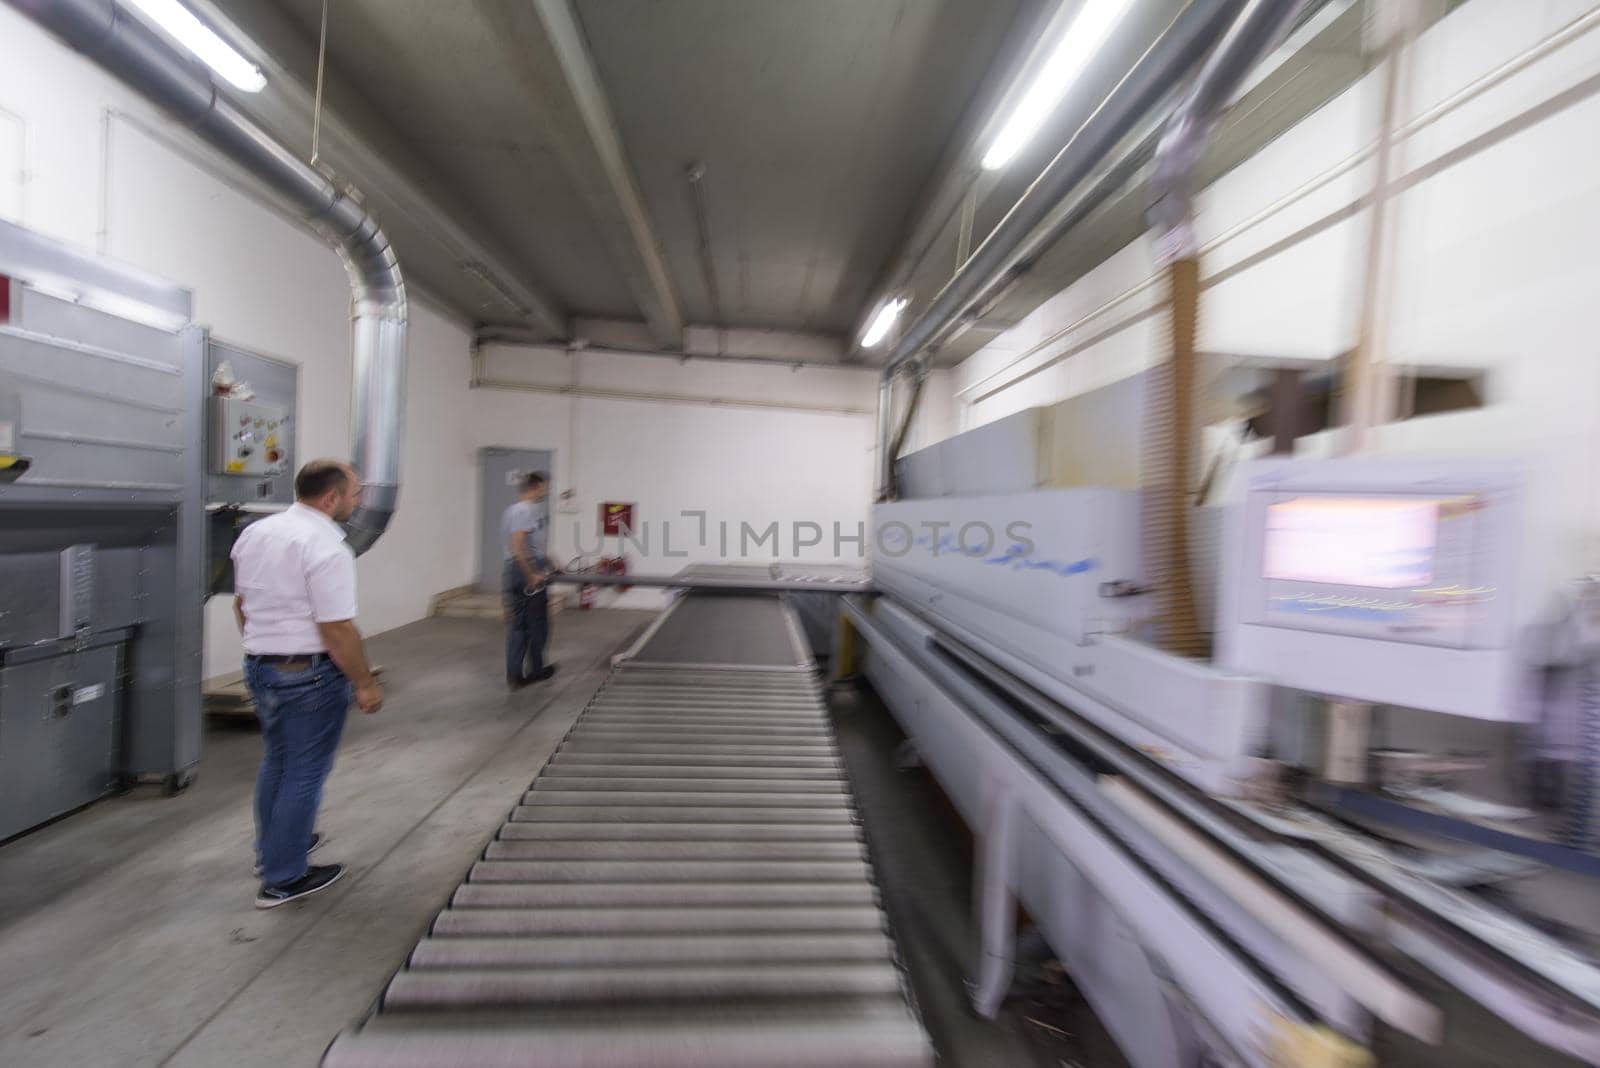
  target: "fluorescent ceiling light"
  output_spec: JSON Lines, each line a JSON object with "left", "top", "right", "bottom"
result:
{"left": 982, "top": 0, "right": 1135, "bottom": 170}
{"left": 127, "top": 0, "right": 267, "bottom": 93}
{"left": 860, "top": 297, "right": 909, "bottom": 348}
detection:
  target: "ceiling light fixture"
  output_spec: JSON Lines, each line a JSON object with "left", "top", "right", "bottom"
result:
{"left": 860, "top": 296, "right": 910, "bottom": 349}
{"left": 981, "top": 0, "right": 1135, "bottom": 170}
{"left": 126, "top": 0, "right": 267, "bottom": 93}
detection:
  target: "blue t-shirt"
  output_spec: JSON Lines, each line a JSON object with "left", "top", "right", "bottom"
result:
{"left": 501, "top": 500, "right": 549, "bottom": 566}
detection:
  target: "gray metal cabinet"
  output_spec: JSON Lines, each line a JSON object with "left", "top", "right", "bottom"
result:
{"left": 0, "top": 633, "right": 127, "bottom": 840}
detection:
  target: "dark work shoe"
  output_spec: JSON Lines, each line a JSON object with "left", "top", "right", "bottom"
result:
{"left": 255, "top": 863, "right": 345, "bottom": 909}
{"left": 254, "top": 831, "right": 326, "bottom": 877}
{"left": 534, "top": 665, "right": 558, "bottom": 682}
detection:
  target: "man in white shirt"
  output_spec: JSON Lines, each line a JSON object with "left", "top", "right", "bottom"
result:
{"left": 502, "top": 471, "right": 559, "bottom": 690}
{"left": 233, "top": 459, "right": 382, "bottom": 908}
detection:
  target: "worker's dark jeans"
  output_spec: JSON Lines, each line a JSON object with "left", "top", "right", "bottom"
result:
{"left": 247, "top": 658, "right": 351, "bottom": 888}
{"left": 504, "top": 560, "right": 550, "bottom": 682}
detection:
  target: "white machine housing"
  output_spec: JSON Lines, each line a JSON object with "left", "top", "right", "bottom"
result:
{"left": 1219, "top": 458, "right": 1524, "bottom": 721}
{"left": 872, "top": 490, "right": 1268, "bottom": 794}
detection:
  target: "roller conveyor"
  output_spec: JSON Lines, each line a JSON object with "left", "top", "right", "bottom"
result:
{"left": 324, "top": 593, "right": 931, "bottom": 1068}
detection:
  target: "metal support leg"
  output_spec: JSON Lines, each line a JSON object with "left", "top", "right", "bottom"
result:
{"left": 833, "top": 613, "right": 860, "bottom": 683}
{"left": 968, "top": 786, "right": 1018, "bottom": 1019}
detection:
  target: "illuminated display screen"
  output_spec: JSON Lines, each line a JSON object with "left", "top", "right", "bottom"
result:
{"left": 1263, "top": 496, "right": 1440, "bottom": 589}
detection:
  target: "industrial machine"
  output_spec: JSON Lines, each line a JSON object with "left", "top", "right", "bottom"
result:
{"left": 842, "top": 390, "right": 1600, "bottom": 1068}
{"left": 0, "top": 218, "right": 299, "bottom": 841}
{"left": 0, "top": 218, "right": 206, "bottom": 838}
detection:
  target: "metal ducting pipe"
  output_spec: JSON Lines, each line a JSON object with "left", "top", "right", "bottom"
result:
{"left": 10, "top": 0, "right": 406, "bottom": 554}
{"left": 1142, "top": 0, "right": 1310, "bottom": 657}
{"left": 874, "top": 373, "right": 896, "bottom": 501}
{"left": 871, "top": 0, "right": 1246, "bottom": 499}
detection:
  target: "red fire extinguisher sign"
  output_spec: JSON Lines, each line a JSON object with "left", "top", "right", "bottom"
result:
{"left": 600, "top": 502, "right": 636, "bottom": 536}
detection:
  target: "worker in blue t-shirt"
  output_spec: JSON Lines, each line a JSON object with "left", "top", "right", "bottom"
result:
{"left": 501, "top": 471, "right": 559, "bottom": 690}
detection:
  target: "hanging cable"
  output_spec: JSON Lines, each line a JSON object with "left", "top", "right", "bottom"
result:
{"left": 311, "top": 0, "right": 329, "bottom": 166}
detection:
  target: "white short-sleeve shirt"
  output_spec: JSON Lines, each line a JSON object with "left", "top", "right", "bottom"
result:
{"left": 232, "top": 502, "right": 359, "bottom": 654}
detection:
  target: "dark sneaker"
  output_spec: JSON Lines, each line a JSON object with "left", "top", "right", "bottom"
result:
{"left": 507, "top": 675, "right": 530, "bottom": 692}
{"left": 534, "top": 665, "right": 558, "bottom": 682}
{"left": 254, "top": 831, "right": 326, "bottom": 877}
{"left": 255, "top": 863, "right": 345, "bottom": 909}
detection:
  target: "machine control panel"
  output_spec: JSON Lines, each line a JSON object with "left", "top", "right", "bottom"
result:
{"left": 1221, "top": 459, "right": 1524, "bottom": 721}
{"left": 210, "top": 398, "right": 288, "bottom": 477}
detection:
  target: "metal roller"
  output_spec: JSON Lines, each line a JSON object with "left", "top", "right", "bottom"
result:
{"left": 556, "top": 732, "right": 837, "bottom": 748}
{"left": 570, "top": 727, "right": 833, "bottom": 741}
{"left": 593, "top": 685, "right": 824, "bottom": 698}
{"left": 557, "top": 742, "right": 839, "bottom": 757}
{"left": 575, "top": 718, "right": 831, "bottom": 733}
{"left": 509, "top": 805, "right": 855, "bottom": 823}
{"left": 601, "top": 691, "right": 822, "bottom": 702}
{"left": 382, "top": 962, "right": 907, "bottom": 1009}
{"left": 521, "top": 793, "right": 850, "bottom": 812}
{"left": 543, "top": 751, "right": 842, "bottom": 769}
{"left": 606, "top": 670, "right": 820, "bottom": 686}
{"left": 445, "top": 884, "right": 881, "bottom": 911}
{"left": 323, "top": 1011, "right": 934, "bottom": 1068}
{"left": 581, "top": 704, "right": 826, "bottom": 718}
{"left": 495, "top": 821, "right": 860, "bottom": 842}
{"left": 326, "top": 594, "right": 927, "bottom": 1067}
{"left": 409, "top": 932, "right": 895, "bottom": 969}
{"left": 599, "top": 689, "right": 821, "bottom": 703}
{"left": 452, "top": 880, "right": 881, "bottom": 909}
{"left": 465, "top": 857, "right": 873, "bottom": 883}
{"left": 540, "top": 764, "right": 847, "bottom": 781}
{"left": 482, "top": 839, "right": 866, "bottom": 861}
{"left": 528, "top": 777, "right": 847, "bottom": 793}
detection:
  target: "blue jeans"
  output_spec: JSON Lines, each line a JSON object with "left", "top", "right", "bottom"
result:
{"left": 504, "top": 559, "right": 549, "bottom": 682}
{"left": 246, "top": 657, "right": 351, "bottom": 888}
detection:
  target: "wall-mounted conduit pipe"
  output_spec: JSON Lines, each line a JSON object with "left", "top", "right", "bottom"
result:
{"left": 870, "top": 0, "right": 1246, "bottom": 501}
{"left": 880, "top": 360, "right": 930, "bottom": 501}
{"left": 10, "top": 0, "right": 406, "bottom": 553}
{"left": 1143, "top": 0, "right": 1311, "bottom": 657}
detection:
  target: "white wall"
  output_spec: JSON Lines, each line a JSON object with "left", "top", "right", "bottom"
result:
{"left": 471, "top": 344, "right": 880, "bottom": 607}
{"left": 0, "top": 7, "right": 478, "bottom": 677}
{"left": 954, "top": 0, "right": 1600, "bottom": 603}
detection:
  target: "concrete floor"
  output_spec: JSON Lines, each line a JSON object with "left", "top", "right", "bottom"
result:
{"left": 0, "top": 611, "right": 650, "bottom": 1068}
{"left": 0, "top": 609, "right": 1108, "bottom": 1068}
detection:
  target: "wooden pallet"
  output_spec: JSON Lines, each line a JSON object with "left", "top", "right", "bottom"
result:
{"left": 431, "top": 586, "right": 569, "bottom": 620}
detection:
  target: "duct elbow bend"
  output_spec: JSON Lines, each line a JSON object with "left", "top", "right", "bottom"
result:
{"left": 343, "top": 484, "right": 399, "bottom": 557}
{"left": 339, "top": 212, "right": 408, "bottom": 557}
{"left": 345, "top": 307, "right": 407, "bottom": 556}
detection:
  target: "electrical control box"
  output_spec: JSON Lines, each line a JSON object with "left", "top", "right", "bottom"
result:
{"left": 210, "top": 397, "right": 288, "bottom": 477}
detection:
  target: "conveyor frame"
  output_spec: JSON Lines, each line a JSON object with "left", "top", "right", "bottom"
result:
{"left": 325, "top": 592, "right": 931, "bottom": 1067}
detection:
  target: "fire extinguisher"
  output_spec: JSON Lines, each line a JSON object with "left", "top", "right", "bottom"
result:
{"left": 610, "top": 554, "right": 630, "bottom": 593}
{"left": 578, "top": 580, "right": 596, "bottom": 610}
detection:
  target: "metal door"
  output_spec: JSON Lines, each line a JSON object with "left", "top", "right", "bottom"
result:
{"left": 478, "top": 447, "right": 553, "bottom": 592}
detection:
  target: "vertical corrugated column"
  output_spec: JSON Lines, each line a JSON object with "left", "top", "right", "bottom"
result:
{"left": 1143, "top": 0, "right": 1312, "bottom": 656}
{"left": 1141, "top": 257, "right": 1207, "bottom": 657}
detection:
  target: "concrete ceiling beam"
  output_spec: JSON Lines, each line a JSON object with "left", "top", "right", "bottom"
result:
{"left": 480, "top": 0, "right": 687, "bottom": 349}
